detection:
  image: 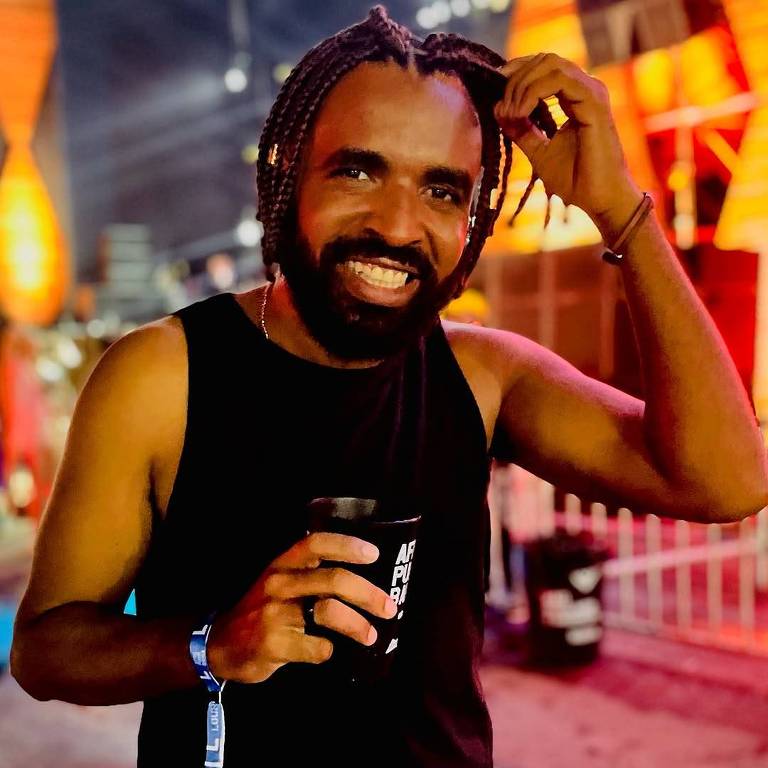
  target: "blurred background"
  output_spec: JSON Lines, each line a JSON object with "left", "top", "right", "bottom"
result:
{"left": 1, "top": 0, "right": 768, "bottom": 766}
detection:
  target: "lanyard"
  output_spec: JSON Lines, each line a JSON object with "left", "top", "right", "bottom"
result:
{"left": 190, "top": 615, "right": 227, "bottom": 767}
{"left": 205, "top": 691, "right": 226, "bottom": 768}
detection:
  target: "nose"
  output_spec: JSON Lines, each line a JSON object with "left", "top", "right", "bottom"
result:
{"left": 363, "top": 183, "right": 425, "bottom": 248}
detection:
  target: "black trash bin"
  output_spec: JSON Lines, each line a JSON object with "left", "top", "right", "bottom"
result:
{"left": 524, "top": 530, "right": 610, "bottom": 666}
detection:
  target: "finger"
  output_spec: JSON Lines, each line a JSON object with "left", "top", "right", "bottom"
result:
{"left": 314, "top": 597, "right": 378, "bottom": 646}
{"left": 503, "top": 117, "right": 550, "bottom": 167}
{"left": 265, "top": 567, "right": 397, "bottom": 619}
{"left": 506, "top": 53, "right": 563, "bottom": 114}
{"left": 516, "top": 71, "right": 592, "bottom": 123}
{"left": 496, "top": 54, "right": 538, "bottom": 77}
{"left": 500, "top": 52, "right": 546, "bottom": 113}
{"left": 272, "top": 531, "right": 379, "bottom": 570}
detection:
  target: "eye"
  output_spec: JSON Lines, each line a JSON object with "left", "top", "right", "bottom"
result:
{"left": 333, "top": 167, "right": 372, "bottom": 182}
{"left": 427, "top": 186, "right": 461, "bottom": 205}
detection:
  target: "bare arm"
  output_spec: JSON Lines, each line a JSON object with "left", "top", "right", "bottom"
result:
{"left": 486, "top": 202, "right": 768, "bottom": 522}
{"left": 10, "top": 320, "right": 203, "bottom": 704}
{"left": 487, "top": 53, "right": 768, "bottom": 522}
{"left": 11, "top": 318, "right": 394, "bottom": 704}
{"left": 594, "top": 185, "right": 767, "bottom": 517}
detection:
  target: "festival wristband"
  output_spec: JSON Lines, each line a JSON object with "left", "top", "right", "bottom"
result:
{"left": 190, "top": 614, "right": 226, "bottom": 767}
{"left": 189, "top": 614, "right": 226, "bottom": 693}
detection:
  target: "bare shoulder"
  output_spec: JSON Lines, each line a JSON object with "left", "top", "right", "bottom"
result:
{"left": 441, "top": 319, "right": 538, "bottom": 446}
{"left": 441, "top": 319, "right": 544, "bottom": 392}
{"left": 96, "top": 315, "right": 186, "bottom": 377}
{"left": 15, "top": 315, "right": 189, "bottom": 624}
{"left": 75, "top": 314, "right": 187, "bottom": 461}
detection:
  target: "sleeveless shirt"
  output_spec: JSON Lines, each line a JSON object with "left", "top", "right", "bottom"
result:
{"left": 134, "top": 292, "right": 494, "bottom": 767}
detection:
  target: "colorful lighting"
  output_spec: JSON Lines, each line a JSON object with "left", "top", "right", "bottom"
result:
{"left": 0, "top": 0, "right": 69, "bottom": 325}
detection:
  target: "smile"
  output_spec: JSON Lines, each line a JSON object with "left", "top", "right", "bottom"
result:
{"left": 343, "top": 260, "right": 413, "bottom": 289}
{"left": 336, "top": 261, "right": 421, "bottom": 308}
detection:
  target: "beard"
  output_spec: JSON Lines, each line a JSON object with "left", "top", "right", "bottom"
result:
{"left": 277, "top": 226, "right": 468, "bottom": 361}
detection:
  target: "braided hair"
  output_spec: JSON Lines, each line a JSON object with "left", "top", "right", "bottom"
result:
{"left": 256, "top": 5, "right": 556, "bottom": 294}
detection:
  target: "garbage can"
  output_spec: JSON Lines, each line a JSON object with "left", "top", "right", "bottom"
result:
{"left": 524, "top": 530, "right": 610, "bottom": 666}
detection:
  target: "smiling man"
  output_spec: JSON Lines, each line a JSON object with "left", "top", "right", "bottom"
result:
{"left": 11, "top": 6, "right": 768, "bottom": 768}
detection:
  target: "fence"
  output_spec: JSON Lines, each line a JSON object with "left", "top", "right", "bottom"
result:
{"left": 487, "top": 463, "right": 768, "bottom": 656}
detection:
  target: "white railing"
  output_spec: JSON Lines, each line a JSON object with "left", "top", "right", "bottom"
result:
{"left": 487, "top": 464, "right": 768, "bottom": 656}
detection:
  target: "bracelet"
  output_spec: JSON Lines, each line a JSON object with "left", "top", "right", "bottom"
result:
{"left": 601, "top": 192, "right": 654, "bottom": 265}
{"left": 189, "top": 613, "right": 226, "bottom": 694}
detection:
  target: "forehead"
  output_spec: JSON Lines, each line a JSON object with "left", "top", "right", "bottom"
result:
{"left": 306, "top": 60, "right": 482, "bottom": 173}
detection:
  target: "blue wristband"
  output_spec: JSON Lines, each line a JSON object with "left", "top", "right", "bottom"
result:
{"left": 189, "top": 614, "right": 226, "bottom": 694}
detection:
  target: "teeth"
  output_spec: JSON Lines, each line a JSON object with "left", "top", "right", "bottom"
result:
{"left": 345, "top": 260, "right": 409, "bottom": 289}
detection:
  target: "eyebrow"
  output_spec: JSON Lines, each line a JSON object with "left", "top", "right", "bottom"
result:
{"left": 321, "top": 146, "right": 473, "bottom": 202}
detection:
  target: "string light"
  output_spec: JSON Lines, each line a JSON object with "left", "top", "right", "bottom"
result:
{"left": 416, "top": 0, "right": 508, "bottom": 29}
{"left": 451, "top": 0, "right": 471, "bottom": 17}
{"left": 224, "top": 66, "right": 248, "bottom": 93}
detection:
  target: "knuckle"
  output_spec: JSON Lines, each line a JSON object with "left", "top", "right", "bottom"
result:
{"left": 306, "top": 532, "right": 323, "bottom": 553}
{"left": 262, "top": 572, "right": 284, "bottom": 598}
{"left": 261, "top": 600, "right": 281, "bottom": 622}
{"left": 310, "top": 638, "right": 334, "bottom": 664}
{"left": 304, "top": 534, "right": 324, "bottom": 564}
{"left": 312, "top": 597, "right": 330, "bottom": 624}
{"left": 328, "top": 568, "right": 348, "bottom": 593}
{"left": 591, "top": 75, "right": 609, "bottom": 94}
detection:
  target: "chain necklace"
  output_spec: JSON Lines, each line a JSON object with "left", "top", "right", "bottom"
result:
{"left": 260, "top": 281, "right": 272, "bottom": 341}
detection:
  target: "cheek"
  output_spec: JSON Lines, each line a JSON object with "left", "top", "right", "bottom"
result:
{"left": 296, "top": 197, "right": 331, "bottom": 253}
{"left": 296, "top": 183, "right": 352, "bottom": 250}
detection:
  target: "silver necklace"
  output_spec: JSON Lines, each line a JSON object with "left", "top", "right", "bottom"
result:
{"left": 260, "top": 281, "right": 272, "bottom": 341}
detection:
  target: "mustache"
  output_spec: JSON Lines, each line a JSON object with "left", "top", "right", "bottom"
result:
{"left": 321, "top": 235, "right": 434, "bottom": 280}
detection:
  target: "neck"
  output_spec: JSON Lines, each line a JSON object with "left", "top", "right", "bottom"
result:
{"left": 265, "top": 279, "right": 384, "bottom": 369}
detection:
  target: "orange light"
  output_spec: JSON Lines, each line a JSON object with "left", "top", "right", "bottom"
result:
{"left": 680, "top": 28, "right": 741, "bottom": 109}
{"left": 667, "top": 162, "right": 692, "bottom": 192}
{"left": 0, "top": 0, "right": 70, "bottom": 325}
{"left": 633, "top": 50, "right": 675, "bottom": 115}
{"left": 483, "top": 0, "right": 603, "bottom": 255}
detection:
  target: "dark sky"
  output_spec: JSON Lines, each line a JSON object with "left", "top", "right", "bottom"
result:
{"left": 54, "top": 1, "right": 511, "bottom": 280}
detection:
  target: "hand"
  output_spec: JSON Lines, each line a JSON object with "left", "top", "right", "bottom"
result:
{"left": 494, "top": 53, "right": 640, "bottom": 222}
{"left": 206, "top": 532, "right": 398, "bottom": 684}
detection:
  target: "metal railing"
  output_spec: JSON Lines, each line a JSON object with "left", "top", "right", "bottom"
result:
{"left": 487, "top": 464, "right": 768, "bottom": 656}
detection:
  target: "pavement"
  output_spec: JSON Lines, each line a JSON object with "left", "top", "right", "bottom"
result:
{"left": 483, "top": 613, "right": 768, "bottom": 768}
{"left": 2, "top": 530, "right": 768, "bottom": 767}
{"left": 1, "top": 619, "right": 767, "bottom": 767}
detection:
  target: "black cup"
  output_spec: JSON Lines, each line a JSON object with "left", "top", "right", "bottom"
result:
{"left": 306, "top": 497, "right": 421, "bottom": 684}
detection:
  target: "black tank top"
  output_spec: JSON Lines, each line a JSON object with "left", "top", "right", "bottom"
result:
{"left": 135, "top": 292, "right": 493, "bottom": 767}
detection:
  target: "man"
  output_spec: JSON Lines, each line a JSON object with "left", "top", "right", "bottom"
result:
{"left": 11, "top": 7, "right": 768, "bottom": 768}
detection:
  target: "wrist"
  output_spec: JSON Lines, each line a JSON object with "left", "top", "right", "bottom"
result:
{"left": 205, "top": 618, "right": 227, "bottom": 681}
{"left": 189, "top": 613, "right": 226, "bottom": 692}
{"left": 590, "top": 180, "right": 645, "bottom": 244}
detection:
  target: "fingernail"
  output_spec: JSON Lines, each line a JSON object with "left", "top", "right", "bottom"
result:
{"left": 368, "top": 626, "right": 377, "bottom": 645}
{"left": 386, "top": 599, "right": 398, "bottom": 617}
{"left": 361, "top": 543, "right": 379, "bottom": 560}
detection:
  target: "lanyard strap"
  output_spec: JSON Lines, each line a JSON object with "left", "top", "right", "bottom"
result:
{"left": 190, "top": 613, "right": 227, "bottom": 767}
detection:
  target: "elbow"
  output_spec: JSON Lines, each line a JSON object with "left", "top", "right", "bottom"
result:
{"left": 10, "top": 638, "right": 53, "bottom": 702}
{"left": 698, "top": 487, "right": 768, "bottom": 524}
{"left": 661, "top": 479, "right": 768, "bottom": 524}
{"left": 736, "top": 487, "right": 768, "bottom": 521}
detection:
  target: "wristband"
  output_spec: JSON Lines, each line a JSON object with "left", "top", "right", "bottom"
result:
{"left": 602, "top": 192, "right": 654, "bottom": 265}
{"left": 189, "top": 613, "right": 226, "bottom": 694}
